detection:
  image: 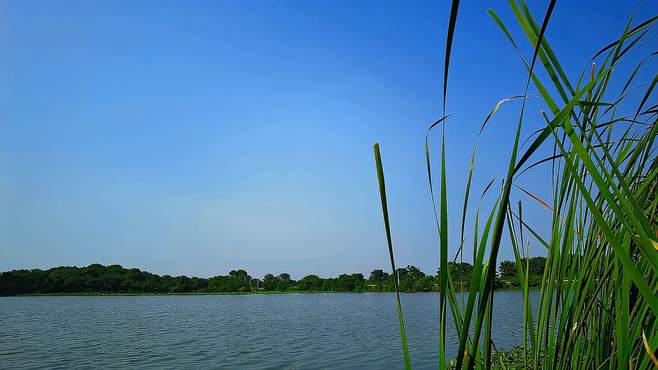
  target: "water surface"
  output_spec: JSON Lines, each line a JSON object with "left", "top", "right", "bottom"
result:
{"left": 0, "top": 291, "right": 536, "bottom": 369}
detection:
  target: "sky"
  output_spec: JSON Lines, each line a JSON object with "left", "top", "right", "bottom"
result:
{"left": 0, "top": 0, "right": 655, "bottom": 279}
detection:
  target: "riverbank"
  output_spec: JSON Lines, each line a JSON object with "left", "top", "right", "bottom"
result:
{"left": 449, "top": 347, "right": 532, "bottom": 369}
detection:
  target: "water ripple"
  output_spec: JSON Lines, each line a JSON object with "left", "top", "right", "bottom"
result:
{"left": 0, "top": 292, "right": 536, "bottom": 369}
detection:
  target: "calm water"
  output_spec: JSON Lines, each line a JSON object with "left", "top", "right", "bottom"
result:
{"left": 0, "top": 291, "right": 536, "bottom": 369}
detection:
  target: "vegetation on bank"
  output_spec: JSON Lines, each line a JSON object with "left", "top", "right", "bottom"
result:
{"left": 372, "top": 0, "right": 658, "bottom": 369}
{"left": 448, "top": 347, "right": 535, "bottom": 370}
{"left": 0, "top": 259, "right": 545, "bottom": 296}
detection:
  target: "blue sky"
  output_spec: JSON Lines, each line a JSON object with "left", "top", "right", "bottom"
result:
{"left": 0, "top": 0, "right": 655, "bottom": 279}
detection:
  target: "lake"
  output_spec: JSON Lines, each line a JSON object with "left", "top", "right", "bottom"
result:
{"left": 0, "top": 291, "right": 536, "bottom": 369}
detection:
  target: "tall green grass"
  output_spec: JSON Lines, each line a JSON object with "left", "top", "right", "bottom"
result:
{"left": 373, "top": 1, "right": 658, "bottom": 369}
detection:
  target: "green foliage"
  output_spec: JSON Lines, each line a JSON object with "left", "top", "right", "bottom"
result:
{"left": 373, "top": 1, "right": 658, "bottom": 369}
{"left": 368, "top": 269, "right": 389, "bottom": 281}
{"left": 449, "top": 347, "right": 537, "bottom": 370}
{"left": 0, "top": 265, "right": 251, "bottom": 295}
{"left": 0, "top": 258, "right": 549, "bottom": 295}
{"left": 297, "top": 275, "right": 323, "bottom": 291}
{"left": 499, "top": 260, "right": 518, "bottom": 277}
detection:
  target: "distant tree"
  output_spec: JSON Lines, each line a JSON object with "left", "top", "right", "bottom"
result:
{"left": 276, "top": 273, "right": 293, "bottom": 291}
{"left": 406, "top": 265, "right": 425, "bottom": 280}
{"left": 499, "top": 260, "right": 518, "bottom": 277}
{"left": 208, "top": 275, "right": 236, "bottom": 292}
{"left": 523, "top": 257, "right": 547, "bottom": 275}
{"left": 249, "top": 278, "right": 262, "bottom": 289}
{"left": 333, "top": 273, "right": 365, "bottom": 291}
{"left": 262, "top": 274, "right": 277, "bottom": 291}
{"left": 351, "top": 273, "right": 365, "bottom": 291}
{"left": 447, "top": 262, "right": 473, "bottom": 285}
{"left": 399, "top": 265, "right": 428, "bottom": 292}
{"left": 368, "top": 269, "right": 389, "bottom": 281}
{"left": 171, "top": 276, "right": 191, "bottom": 293}
{"left": 229, "top": 269, "right": 252, "bottom": 290}
{"left": 297, "top": 275, "right": 323, "bottom": 291}
{"left": 336, "top": 274, "right": 354, "bottom": 291}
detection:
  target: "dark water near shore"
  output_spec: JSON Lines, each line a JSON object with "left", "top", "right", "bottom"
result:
{"left": 0, "top": 291, "right": 537, "bottom": 369}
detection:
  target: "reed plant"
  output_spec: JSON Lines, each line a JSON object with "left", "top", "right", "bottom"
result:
{"left": 373, "top": 1, "right": 658, "bottom": 369}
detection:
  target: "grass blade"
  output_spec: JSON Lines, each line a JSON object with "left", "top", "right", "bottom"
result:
{"left": 373, "top": 143, "right": 412, "bottom": 370}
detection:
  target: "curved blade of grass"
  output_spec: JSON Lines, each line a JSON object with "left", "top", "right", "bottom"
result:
{"left": 514, "top": 184, "right": 554, "bottom": 212}
{"left": 621, "top": 52, "right": 658, "bottom": 95}
{"left": 438, "top": 1, "right": 460, "bottom": 368}
{"left": 457, "top": 146, "right": 477, "bottom": 266}
{"left": 373, "top": 143, "right": 412, "bottom": 370}
{"left": 443, "top": 0, "right": 460, "bottom": 115}
{"left": 480, "top": 95, "right": 533, "bottom": 134}
{"left": 642, "top": 331, "right": 658, "bottom": 368}
{"left": 591, "top": 15, "right": 658, "bottom": 60}
{"left": 509, "top": 209, "right": 550, "bottom": 250}
{"left": 634, "top": 74, "right": 658, "bottom": 120}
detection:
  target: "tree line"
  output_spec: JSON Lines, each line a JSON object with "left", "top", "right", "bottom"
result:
{"left": 0, "top": 258, "right": 546, "bottom": 295}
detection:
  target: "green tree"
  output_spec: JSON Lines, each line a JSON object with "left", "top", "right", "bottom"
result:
{"left": 522, "top": 257, "right": 546, "bottom": 275}
{"left": 368, "top": 269, "right": 389, "bottom": 281}
{"left": 298, "top": 275, "right": 322, "bottom": 291}
{"left": 262, "top": 273, "right": 277, "bottom": 291}
{"left": 499, "top": 260, "right": 517, "bottom": 277}
{"left": 229, "top": 269, "right": 252, "bottom": 290}
{"left": 276, "top": 273, "right": 293, "bottom": 291}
